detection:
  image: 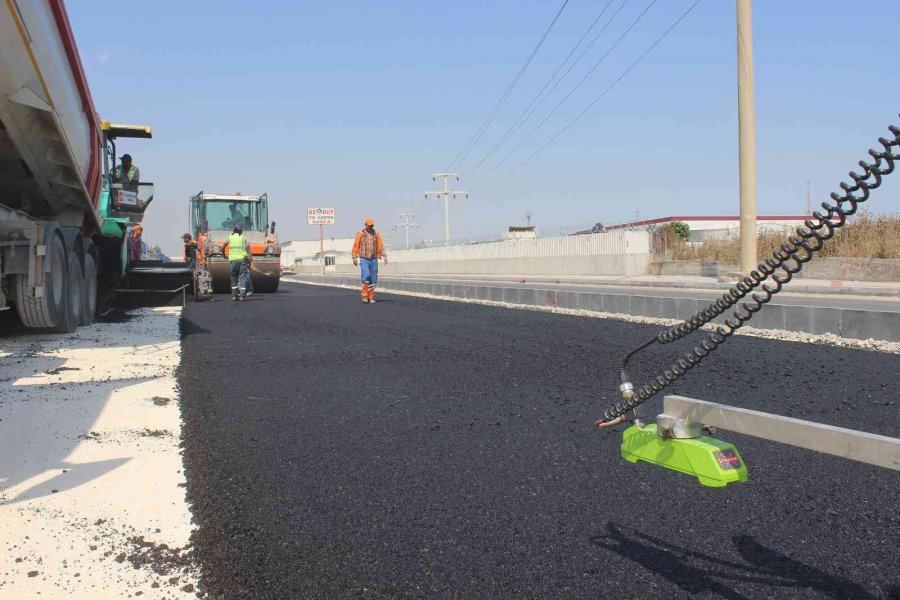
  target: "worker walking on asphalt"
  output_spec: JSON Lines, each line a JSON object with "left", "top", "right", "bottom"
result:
{"left": 352, "top": 218, "right": 388, "bottom": 303}
{"left": 228, "top": 224, "right": 251, "bottom": 301}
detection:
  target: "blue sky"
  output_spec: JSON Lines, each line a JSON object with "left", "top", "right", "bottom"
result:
{"left": 68, "top": 1, "right": 900, "bottom": 252}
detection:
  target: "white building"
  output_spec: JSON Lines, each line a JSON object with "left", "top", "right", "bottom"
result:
{"left": 280, "top": 238, "right": 356, "bottom": 272}
{"left": 504, "top": 225, "right": 538, "bottom": 240}
{"left": 605, "top": 215, "right": 813, "bottom": 242}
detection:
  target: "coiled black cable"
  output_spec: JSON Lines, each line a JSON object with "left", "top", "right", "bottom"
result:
{"left": 599, "top": 118, "right": 900, "bottom": 425}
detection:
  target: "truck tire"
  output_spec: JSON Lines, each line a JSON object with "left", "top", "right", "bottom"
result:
{"left": 52, "top": 249, "right": 81, "bottom": 333}
{"left": 13, "top": 232, "right": 68, "bottom": 329}
{"left": 81, "top": 251, "right": 98, "bottom": 325}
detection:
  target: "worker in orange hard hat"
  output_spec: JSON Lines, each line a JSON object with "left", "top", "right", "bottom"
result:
{"left": 351, "top": 217, "right": 388, "bottom": 303}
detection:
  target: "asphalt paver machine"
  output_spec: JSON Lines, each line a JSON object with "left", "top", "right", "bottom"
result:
{"left": 107, "top": 124, "right": 193, "bottom": 302}
{"left": 595, "top": 117, "right": 900, "bottom": 485}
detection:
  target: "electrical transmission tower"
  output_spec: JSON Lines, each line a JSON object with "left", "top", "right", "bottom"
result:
{"left": 395, "top": 213, "right": 418, "bottom": 249}
{"left": 425, "top": 173, "right": 468, "bottom": 243}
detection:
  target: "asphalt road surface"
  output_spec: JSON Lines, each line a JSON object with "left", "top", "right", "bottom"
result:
{"left": 178, "top": 282, "right": 900, "bottom": 599}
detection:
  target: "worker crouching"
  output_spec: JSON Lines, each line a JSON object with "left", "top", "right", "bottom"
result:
{"left": 352, "top": 218, "right": 388, "bottom": 303}
{"left": 228, "top": 224, "right": 251, "bottom": 301}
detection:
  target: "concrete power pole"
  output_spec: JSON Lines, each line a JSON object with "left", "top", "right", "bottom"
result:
{"left": 425, "top": 173, "right": 468, "bottom": 243}
{"left": 737, "top": 0, "right": 757, "bottom": 274}
{"left": 806, "top": 181, "right": 811, "bottom": 215}
{"left": 396, "top": 213, "right": 418, "bottom": 249}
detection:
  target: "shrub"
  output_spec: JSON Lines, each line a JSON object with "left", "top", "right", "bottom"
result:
{"left": 660, "top": 211, "right": 900, "bottom": 261}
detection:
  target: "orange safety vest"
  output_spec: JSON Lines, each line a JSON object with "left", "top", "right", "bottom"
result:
{"left": 353, "top": 229, "right": 383, "bottom": 259}
{"left": 196, "top": 232, "right": 208, "bottom": 266}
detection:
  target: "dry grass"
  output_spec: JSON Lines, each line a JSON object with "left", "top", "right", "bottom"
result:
{"left": 662, "top": 212, "right": 900, "bottom": 261}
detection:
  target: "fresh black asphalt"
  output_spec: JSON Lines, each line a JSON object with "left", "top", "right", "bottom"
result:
{"left": 178, "top": 282, "right": 900, "bottom": 599}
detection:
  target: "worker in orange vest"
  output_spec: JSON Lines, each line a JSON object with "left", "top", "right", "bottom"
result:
{"left": 128, "top": 223, "right": 144, "bottom": 264}
{"left": 196, "top": 221, "right": 209, "bottom": 268}
{"left": 194, "top": 221, "right": 213, "bottom": 297}
{"left": 352, "top": 217, "right": 388, "bottom": 303}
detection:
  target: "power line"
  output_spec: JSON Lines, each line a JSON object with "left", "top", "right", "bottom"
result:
{"left": 445, "top": 0, "right": 570, "bottom": 173}
{"left": 474, "top": 0, "right": 659, "bottom": 187}
{"left": 463, "top": 0, "right": 625, "bottom": 181}
{"left": 485, "top": 0, "right": 703, "bottom": 189}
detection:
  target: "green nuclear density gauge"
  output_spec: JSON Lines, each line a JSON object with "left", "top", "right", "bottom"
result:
{"left": 621, "top": 424, "right": 748, "bottom": 487}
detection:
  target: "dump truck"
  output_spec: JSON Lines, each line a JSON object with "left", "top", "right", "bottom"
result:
{"left": 0, "top": 0, "right": 170, "bottom": 331}
{"left": 189, "top": 192, "right": 281, "bottom": 293}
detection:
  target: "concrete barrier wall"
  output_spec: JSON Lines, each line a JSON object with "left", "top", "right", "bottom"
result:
{"left": 797, "top": 257, "right": 900, "bottom": 281}
{"left": 305, "top": 231, "right": 652, "bottom": 277}
{"left": 329, "top": 254, "right": 650, "bottom": 276}
{"left": 650, "top": 258, "right": 900, "bottom": 281}
{"left": 649, "top": 260, "right": 739, "bottom": 277}
{"left": 385, "top": 231, "right": 648, "bottom": 261}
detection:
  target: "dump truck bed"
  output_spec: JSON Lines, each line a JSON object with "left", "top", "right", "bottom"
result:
{"left": 0, "top": 0, "right": 102, "bottom": 226}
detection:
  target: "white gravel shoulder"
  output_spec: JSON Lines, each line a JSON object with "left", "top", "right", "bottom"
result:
{"left": 0, "top": 307, "right": 199, "bottom": 599}
{"left": 290, "top": 278, "right": 900, "bottom": 354}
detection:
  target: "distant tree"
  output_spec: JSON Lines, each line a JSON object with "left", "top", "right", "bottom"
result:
{"left": 591, "top": 222, "right": 605, "bottom": 233}
{"left": 667, "top": 221, "right": 690, "bottom": 240}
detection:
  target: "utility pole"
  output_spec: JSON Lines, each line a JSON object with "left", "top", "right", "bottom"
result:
{"left": 805, "top": 181, "right": 811, "bottom": 215}
{"left": 425, "top": 173, "right": 468, "bottom": 243}
{"left": 737, "top": 0, "right": 757, "bottom": 274}
{"left": 395, "top": 213, "right": 418, "bottom": 249}
{"left": 525, "top": 212, "right": 533, "bottom": 227}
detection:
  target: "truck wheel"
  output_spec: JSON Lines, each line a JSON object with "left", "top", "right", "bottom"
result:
{"left": 81, "top": 251, "right": 98, "bottom": 325}
{"left": 13, "top": 232, "right": 68, "bottom": 329}
{"left": 52, "top": 250, "right": 81, "bottom": 333}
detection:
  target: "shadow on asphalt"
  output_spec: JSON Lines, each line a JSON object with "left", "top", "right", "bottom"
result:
{"left": 592, "top": 523, "right": 880, "bottom": 599}
{"left": 113, "top": 290, "right": 187, "bottom": 309}
{"left": 180, "top": 317, "right": 211, "bottom": 339}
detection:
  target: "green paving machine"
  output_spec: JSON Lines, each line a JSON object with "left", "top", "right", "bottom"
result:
{"left": 101, "top": 122, "right": 193, "bottom": 303}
